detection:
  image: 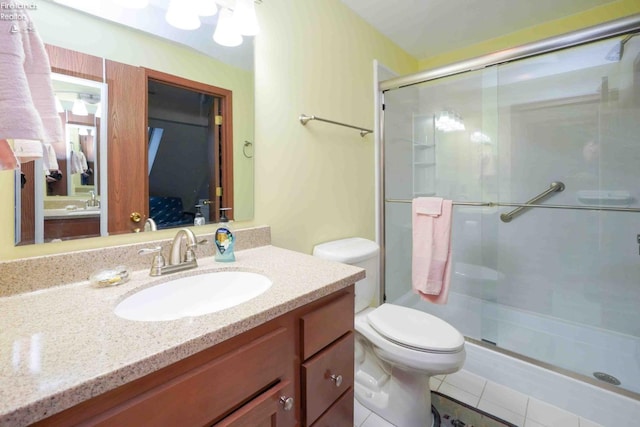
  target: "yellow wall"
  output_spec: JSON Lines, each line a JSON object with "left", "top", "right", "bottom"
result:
{"left": 253, "top": 0, "right": 417, "bottom": 254}
{"left": 418, "top": 0, "right": 640, "bottom": 69}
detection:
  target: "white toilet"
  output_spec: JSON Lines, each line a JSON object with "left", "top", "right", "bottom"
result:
{"left": 313, "top": 237, "right": 465, "bottom": 427}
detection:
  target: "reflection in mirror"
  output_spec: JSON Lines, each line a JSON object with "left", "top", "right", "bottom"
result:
{"left": 146, "top": 75, "right": 233, "bottom": 230}
{"left": 15, "top": 73, "right": 108, "bottom": 245}
{"left": 63, "top": 124, "right": 97, "bottom": 197}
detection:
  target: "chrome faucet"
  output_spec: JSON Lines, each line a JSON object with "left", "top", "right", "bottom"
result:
{"left": 138, "top": 228, "right": 199, "bottom": 276}
{"left": 169, "top": 228, "right": 198, "bottom": 265}
{"left": 144, "top": 217, "right": 157, "bottom": 232}
{"left": 86, "top": 190, "right": 100, "bottom": 208}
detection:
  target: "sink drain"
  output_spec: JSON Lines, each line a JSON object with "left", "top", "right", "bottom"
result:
{"left": 593, "top": 372, "right": 621, "bottom": 385}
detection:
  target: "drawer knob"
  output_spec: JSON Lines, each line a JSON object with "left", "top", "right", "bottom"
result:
{"left": 279, "top": 396, "right": 294, "bottom": 411}
{"left": 330, "top": 374, "right": 343, "bottom": 387}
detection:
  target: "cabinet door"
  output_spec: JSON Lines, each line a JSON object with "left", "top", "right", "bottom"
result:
{"left": 81, "top": 328, "right": 288, "bottom": 427}
{"left": 302, "top": 332, "right": 354, "bottom": 425}
{"left": 106, "top": 60, "right": 147, "bottom": 234}
{"left": 310, "top": 389, "right": 354, "bottom": 427}
{"left": 214, "top": 381, "right": 295, "bottom": 427}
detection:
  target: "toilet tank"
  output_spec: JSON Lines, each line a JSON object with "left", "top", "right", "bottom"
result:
{"left": 312, "top": 238, "right": 379, "bottom": 313}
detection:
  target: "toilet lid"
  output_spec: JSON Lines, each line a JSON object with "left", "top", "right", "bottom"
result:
{"left": 367, "top": 304, "right": 464, "bottom": 352}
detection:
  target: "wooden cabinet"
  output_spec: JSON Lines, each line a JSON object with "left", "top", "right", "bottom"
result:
{"left": 44, "top": 217, "right": 100, "bottom": 240}
{"left": 300, "top": 292, "right": 355, "bottom": 426}
{"left": 35, "top": 286, "right": 355, "bottom": 427}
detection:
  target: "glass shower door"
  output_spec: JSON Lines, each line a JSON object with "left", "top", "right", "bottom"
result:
{"left": 383, "top": 33, "right": 640, "bottom": 396}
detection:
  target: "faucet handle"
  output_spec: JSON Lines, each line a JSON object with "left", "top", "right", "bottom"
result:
{"left": 138, "top": 247, "right": 166, "bottom": 276}
{"left": 138, "top": 246, "right": 162, "bottom": 255}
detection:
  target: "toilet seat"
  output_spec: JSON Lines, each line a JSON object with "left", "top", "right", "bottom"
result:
{"left": 367, "top": 304, "right": 464, "bottom": 353}
{"left": 355, "top": 307, "right": 465, "bottom": 374}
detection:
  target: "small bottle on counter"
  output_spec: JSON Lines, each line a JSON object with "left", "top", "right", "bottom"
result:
{"left": 214, "top": 207, "right": 235, "bottom": 262}
{"left": 193, "top": 204, "right": 205, "bottom": 226}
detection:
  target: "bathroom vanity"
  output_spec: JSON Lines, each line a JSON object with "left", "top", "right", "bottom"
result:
{"left": 34, "top": 287, "right": 354, "bottom": 427}
{"left": 0, "top": 231, "right": 363, "bottom": 427}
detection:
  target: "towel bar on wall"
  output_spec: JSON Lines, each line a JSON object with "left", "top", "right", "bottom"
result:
{"left": 299, "top": 114, "right": 373, "bottom": 137}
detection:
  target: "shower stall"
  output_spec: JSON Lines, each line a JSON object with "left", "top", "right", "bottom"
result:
{"left": 379, "top": 15, "right": 640, "bottom": 423}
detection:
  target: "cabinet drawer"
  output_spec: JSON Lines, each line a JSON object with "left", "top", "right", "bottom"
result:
{"left": 214, "top": 380, "right": 295, "bottom": 427}
{"left": 89, "top": 327, "right": 288, "bottom": 427}
{"left": 302, "top": 332, "right": 354, "bottom": 426}
{"left": 310, "top": 388, "right": 354, "bottom": 427}
{"left": 300, "top": 291, "right": 353, "bottom": 359}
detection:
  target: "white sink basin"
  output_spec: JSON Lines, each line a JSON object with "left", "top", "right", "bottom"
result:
{"left": 114, "top": 271, "right": 272, "bottom": 321}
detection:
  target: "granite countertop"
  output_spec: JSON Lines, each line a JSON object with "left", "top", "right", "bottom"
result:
{"left": 0, "top": 245, "right": 364, "bottom": 426}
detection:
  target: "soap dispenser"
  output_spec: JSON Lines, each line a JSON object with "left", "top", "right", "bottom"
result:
{"left": 214, "top": 207, "right": 235, "bottom": 262}
{"left": 193, "top": 204, "right": 205, "bottom": 226}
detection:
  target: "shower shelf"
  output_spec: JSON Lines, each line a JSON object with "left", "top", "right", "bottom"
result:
{"left": 412, "top": 115, "right": 436, "bottom": 199}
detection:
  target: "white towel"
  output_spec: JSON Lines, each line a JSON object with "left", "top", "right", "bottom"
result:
{"left": 70, "top": 150, "right": 87, "bottom": 174}
{"left": 43, "top": 142, "right": 58, "bottom": 173}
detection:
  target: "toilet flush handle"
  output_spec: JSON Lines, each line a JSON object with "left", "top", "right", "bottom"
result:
{"left": 329, "top": 373, "right": 343, "bottom": 387}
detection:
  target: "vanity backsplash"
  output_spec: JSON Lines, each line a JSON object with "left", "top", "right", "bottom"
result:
{"left": 0, "top": 225, "right": 271, "bottom": 297}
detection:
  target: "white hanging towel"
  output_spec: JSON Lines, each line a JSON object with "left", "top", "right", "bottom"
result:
{"left": 70, "top": 150, "right": 88, "bottom": 174}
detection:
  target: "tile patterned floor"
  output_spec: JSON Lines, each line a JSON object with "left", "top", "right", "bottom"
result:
{"left": 353, "top": 369, "right": 604, "bottom": 427}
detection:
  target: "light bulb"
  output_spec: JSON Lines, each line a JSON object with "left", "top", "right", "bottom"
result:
{"left": 72, "top": 99, "right": 88, "bottom": 116}
{"left": 166, "top": 0, "right": 201, "bottom": 30}
{"left": 233, "top": 0, "right": 259, "bottom": 36}
{"left": 213, "top": 8, "right": 242, "bottom": 47}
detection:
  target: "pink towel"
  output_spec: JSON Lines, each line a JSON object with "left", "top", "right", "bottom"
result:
{"left": 0, "top": 139, "right": 18, "bottom": 170}
{"left": 0, "top": 13, "right": 63, "bottom": 170}
{"left": 412, "top": 197, "right": 453, "bottom": 304}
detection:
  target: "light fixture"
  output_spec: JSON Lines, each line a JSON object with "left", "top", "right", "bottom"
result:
{"left": 166, "top": 0, "right": 201, "bottom": 30}
{"left": 233, "top": 0, "right": 259, "bottom": 36}
{"left": 112, "top": 0, "right": 149, "bottom": 9}
{"left": 72, "top": 99, "right": 88, "bottom": 116}
{"left": 78, "top": 127, "right": 89, "bottom": 136}
{"left": 55, "top": 97, "right": 64, "bottom": 113}
{"left": 435, "top": 110, "right": 465, "bottom": 132}
{"left": 470, "top": 131, "right": 491, "bottom": 144}
{"left": 94, "top": 103, "right": 102, "bottom": 119}
{"left": 213, "top": 7, "right": 243, "bottom": 47}
{"left": 194, "top": 0, "right": 218, "bottom": 17}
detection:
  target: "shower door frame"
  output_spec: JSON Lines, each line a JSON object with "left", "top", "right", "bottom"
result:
{"left": 377, "top": 13, "right": 640, "bottom": 400}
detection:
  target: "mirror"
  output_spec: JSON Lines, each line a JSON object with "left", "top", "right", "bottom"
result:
{"left": 16, "top": 73, "right": 107, "bottom": 245}
{"left": 14, "top": 2, "right": 255, "bottom": 245}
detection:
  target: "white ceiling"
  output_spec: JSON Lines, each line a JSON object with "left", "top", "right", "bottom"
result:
{"left": 340, "top": 0, "right": 617, "bottom": 61}
{"left": 48, "top": 0, "right": 255, "bottom": 71}
{"left": 50, "top": 0, "right": 620, "bottom": 70}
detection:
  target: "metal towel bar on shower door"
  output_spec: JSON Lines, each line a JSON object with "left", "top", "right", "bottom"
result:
{"left": 500, "top": 181, "right": 565, "bottom": 222}
{"left": 385, "top": 180, "right": 640, "bottom": 219}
